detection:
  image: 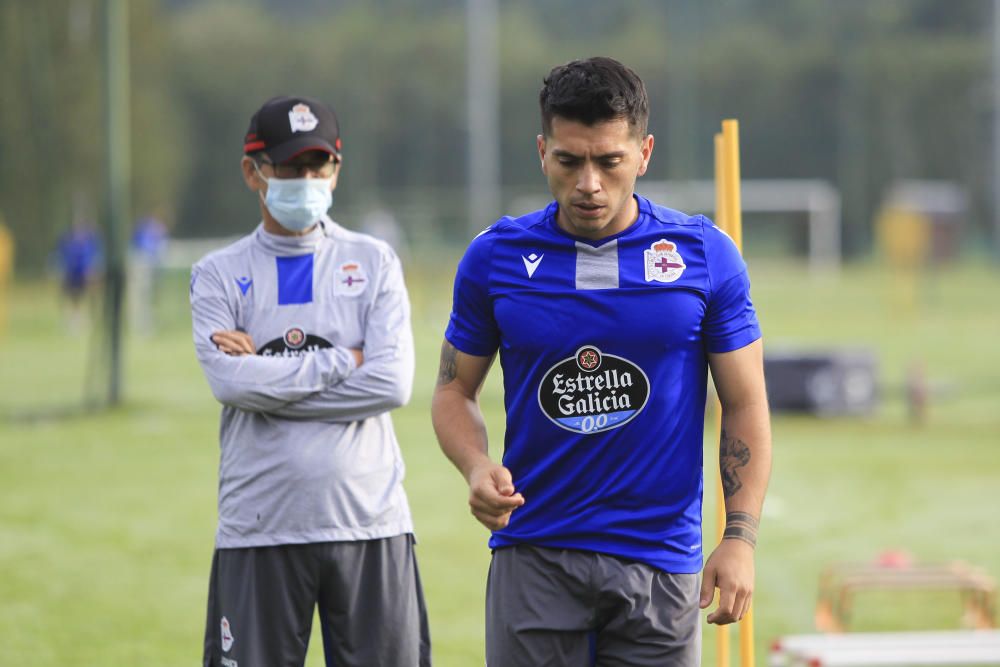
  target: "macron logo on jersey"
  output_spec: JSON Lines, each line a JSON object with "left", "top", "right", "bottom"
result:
{"left": 522, "top": 253, "right": 544, "bottom": 278}
{"left": 235, "top": 276, "right": 253, "bottom": 295}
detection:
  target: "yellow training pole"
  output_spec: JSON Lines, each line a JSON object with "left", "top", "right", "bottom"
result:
{"left": 712, "top": 131, "right": 731, "bottom": 667}
{"left": 740, "top": 605, "right": 756, "bottom": 665}
{"left": 721, "top": 119, "right": 755, "bottom": 667}
{"left": 721, "top": 120, "right": 743, "bottom": 252}
{"left": 714, "top": 132, "right": 728, "bottom": 232}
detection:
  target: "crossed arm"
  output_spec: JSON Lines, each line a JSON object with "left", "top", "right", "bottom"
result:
{"left": 430, "top": 340, "right": 525, "bottom": 530}
{"left": 191, "top": 258, "right": 413, "bottom": 422}
{"left": 212, "top": 329, "right": 362, "bottom": 366}
{"left": 700, "top": 338, "right": 772, "bottom": 625}
{"left": 202, "top": 326, "right": 411, "bottom": 422}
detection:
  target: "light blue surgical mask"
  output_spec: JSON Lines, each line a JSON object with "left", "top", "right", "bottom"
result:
{"left": 255, "top": 164, "right": 334, "bottom": 232}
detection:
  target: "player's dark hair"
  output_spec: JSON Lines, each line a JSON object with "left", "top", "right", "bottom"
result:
{"left": 539, "top": 56, "right": 649, "bottom": 138}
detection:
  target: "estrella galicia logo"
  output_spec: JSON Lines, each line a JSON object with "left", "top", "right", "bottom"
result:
{"left": 258, "top": 327, "right": 332, "bottom": 357}
{"left": 537, "top": 345, "right": 650, "bottom": 434}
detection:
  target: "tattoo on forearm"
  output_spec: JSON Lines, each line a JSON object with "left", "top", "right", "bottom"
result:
{"left": 723, "top": 511, "right": 759, "bottom": 548}
{"left": 436, "top": 341, "right": 458, "bottom": 385}
{"left": 723, "top": 525, "right": 758, "bottom": 548}
{"left": 720, "top": 428, "right": 751, "bottom": 498}
{"left": 726, "top": 511, "right": 759, "bottom": 530}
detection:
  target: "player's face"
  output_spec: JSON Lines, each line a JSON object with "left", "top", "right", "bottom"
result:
{"left": 538, "top": 116, "right": 653, "bottom": 241}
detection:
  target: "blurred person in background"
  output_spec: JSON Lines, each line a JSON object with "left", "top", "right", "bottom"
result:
{"left": 54, "top": 218, "right": 102, "bottom": 332}
{"left": 128, "top": 213, "right": 168, "bottom": 335}
{"left": 432, "top": 57, "right": 771, "bottom": 666}
{"left": 360, "top": 206, "right": 409, "bottom": 265}
{"left": 190, "top": 95, "right": 429, "bottom": 667}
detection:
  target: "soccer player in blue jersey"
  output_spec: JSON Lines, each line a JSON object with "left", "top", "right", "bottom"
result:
{"left": 432, "top": 57, "right": 772, "bottom": 666}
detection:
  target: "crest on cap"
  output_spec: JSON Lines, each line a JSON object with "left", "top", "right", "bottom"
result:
{"left": 289, "top": 103, "right": 319, "bottom": 133}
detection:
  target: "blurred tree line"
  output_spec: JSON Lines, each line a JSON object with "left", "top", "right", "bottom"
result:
{"left": 0, "top": 0, "right": 994, "bottom": 273}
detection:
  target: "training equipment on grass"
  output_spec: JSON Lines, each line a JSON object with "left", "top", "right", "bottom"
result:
{"left": 815, "top": 559, "right": 996, "bottom": 634}
{"left": 769, "top": 629, "right": 1000, "bottom": 666}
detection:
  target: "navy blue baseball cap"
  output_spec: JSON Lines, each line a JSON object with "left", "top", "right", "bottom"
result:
{"left": 243, "top": 95, "right": 342, "bottom": 164}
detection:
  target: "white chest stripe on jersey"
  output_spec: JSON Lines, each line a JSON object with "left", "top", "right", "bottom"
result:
{"left": 575, "top": 240, "right": 619, "bottom": 290}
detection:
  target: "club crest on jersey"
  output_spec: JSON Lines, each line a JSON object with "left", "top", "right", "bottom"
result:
{"left": 644, "top": 239, "right": 686, "bottom": 283}
{"left": 335, "top": 261, "right": 367, "bottom": 297}
{"left": 288, "top": 103, "right": 319, "bottom": 133}
{"left": 220, "top": 616, "right": 235, "bottom": 652}
{"left": 537, "top": 345, "right": 650, "bottom": 435}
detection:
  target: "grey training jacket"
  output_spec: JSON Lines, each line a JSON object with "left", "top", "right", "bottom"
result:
{"left": 190, "top": 218, "right": 415, "bottom": 548}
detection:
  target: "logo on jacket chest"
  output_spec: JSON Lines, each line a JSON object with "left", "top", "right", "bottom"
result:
{"left": 258, "top": 326, "right": 333, "bottom": 357}
{"left": 537, "top": 345, "right": 650, "bottom": 434}
{"left": 336, "top": 261, "right": 367, "bottom": 297}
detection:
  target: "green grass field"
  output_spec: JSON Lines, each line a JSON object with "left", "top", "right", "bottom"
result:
{"left": 1, "top": 256, "right": 998, "bottom": 666}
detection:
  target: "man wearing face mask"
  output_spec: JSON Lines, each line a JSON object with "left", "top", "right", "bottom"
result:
{"left": 190, "top": 95, "right": 430, "bottom": 667}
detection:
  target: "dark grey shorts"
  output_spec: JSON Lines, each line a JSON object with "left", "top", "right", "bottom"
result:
{"left": 486, "top": 545, "right": 701, "bottom": 667}
{"left": 202, "top": 534, "right": 431, "bottom": 667}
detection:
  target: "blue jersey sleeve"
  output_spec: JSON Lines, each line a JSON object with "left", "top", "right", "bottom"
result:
{"left": 702, "top": 219, "right": 762, "bottom": 353}
{"left": 445, "top": 228, "right": 500, "bottom": 357}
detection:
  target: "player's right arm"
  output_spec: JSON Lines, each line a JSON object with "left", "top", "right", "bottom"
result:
{"left": 432, "top": 340, "right": 524, "bottom": 530}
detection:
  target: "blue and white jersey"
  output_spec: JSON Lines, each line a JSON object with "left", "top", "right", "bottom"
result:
{"left": 446, "top": 195, "right": 761, "bottom": 573}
